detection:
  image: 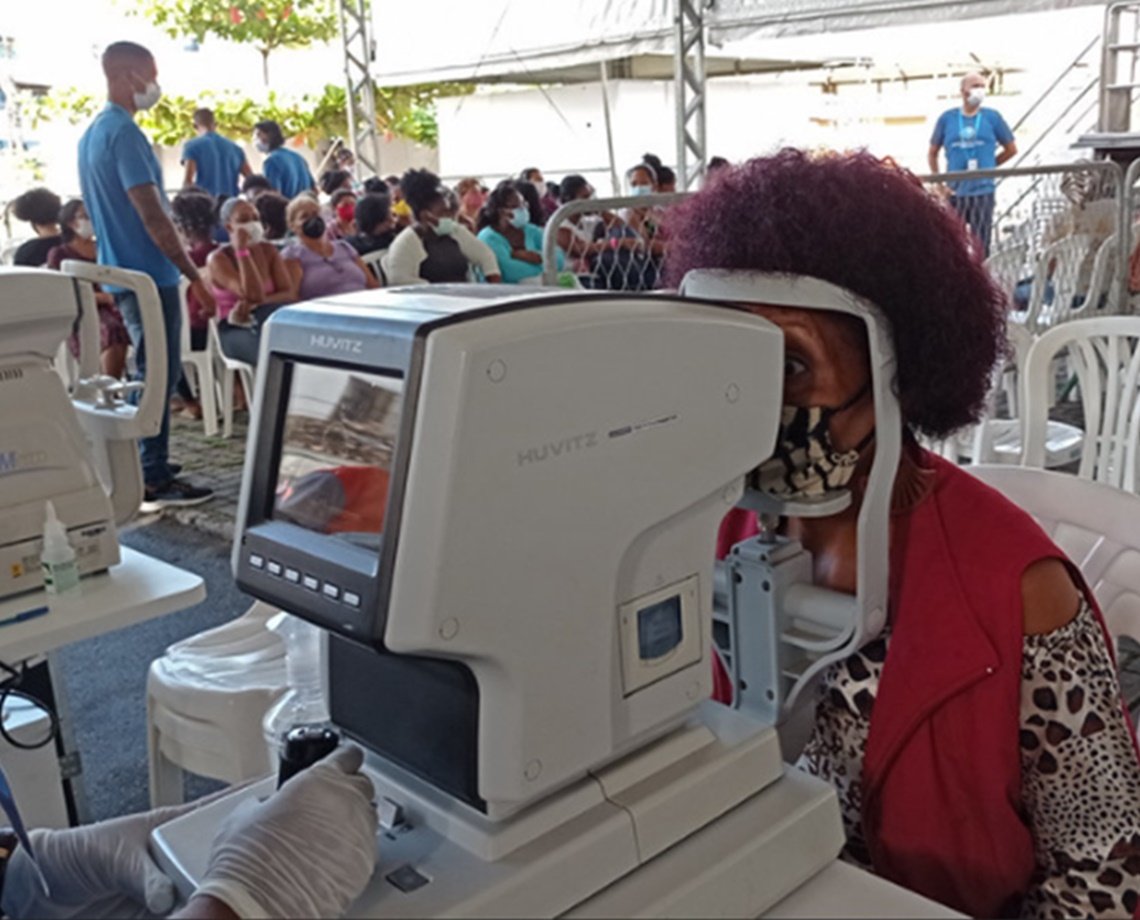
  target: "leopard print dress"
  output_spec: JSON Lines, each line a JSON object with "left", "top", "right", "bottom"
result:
{"left": 797, "top": 599, "right": 1140, "bottom": 919}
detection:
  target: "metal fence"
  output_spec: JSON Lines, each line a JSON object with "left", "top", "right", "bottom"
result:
{"left": 543, "top": 161, "right": 1134, "bottom": 331}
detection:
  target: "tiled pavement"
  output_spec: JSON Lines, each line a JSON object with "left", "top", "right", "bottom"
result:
{"left": 157, "top": 411, "right": 249, "bottom": 541}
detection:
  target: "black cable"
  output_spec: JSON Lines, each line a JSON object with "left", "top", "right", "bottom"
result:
{"left": 0, "top": 660, "right": 58, "bottom": 751}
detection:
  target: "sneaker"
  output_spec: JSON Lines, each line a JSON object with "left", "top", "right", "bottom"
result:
{"left": 141, "top": 478, "right": 214, "bottom": 512}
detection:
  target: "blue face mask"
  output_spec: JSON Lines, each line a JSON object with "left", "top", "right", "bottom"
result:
{"left": 510, "top": 206, "right": 530, "bottom": 229}
{"left": 630, "top": 184, "right": 654, "bottom": 197}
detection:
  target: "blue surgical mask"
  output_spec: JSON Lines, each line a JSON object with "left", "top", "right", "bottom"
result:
{"left": 630, "top": 184, "right": 653, "bottom": 197}
{"left": 434, "top": 217, "right": 457, "bottom": 237}
{"left": 510, "top": 206, "right": 530, "bottom": 229}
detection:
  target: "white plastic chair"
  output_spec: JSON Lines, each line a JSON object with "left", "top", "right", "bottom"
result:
{"left": 208, "top": 318, "right": 255, "bottom": 439}
{"left": 1018, "top": 234, "right": 1092, "bottom": 333}
{"left": 1079, "top": 234, "right": 1119, "bottom": 318}
{"left": 984, "top": 242, "right": 1028, "bottom": 304}
{"left": 1023, "top": 317, "right": 1140, "bottom": 492}
{"left": 969, "top": 465, "right": 1140, "bottom": 652}
{"left": 359, "top": 247, "right": 387, "bottom": 285}
{"left": 951, "top": 322, "right": 1084, "bottom": 468}
{"left": 177, "top": 279, "right": 219, "bottom": 437}
{"left": 147, "top": 602, "right": 287, "bottom": 807}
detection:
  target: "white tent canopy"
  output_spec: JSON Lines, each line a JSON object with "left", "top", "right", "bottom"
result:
{"left": 372, "top": 0, "right": 1105, "bottom": 86}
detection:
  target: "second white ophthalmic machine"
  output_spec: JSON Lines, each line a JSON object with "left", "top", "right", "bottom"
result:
{"left": 150, "top": 274, "right": 953, "bottom": 917}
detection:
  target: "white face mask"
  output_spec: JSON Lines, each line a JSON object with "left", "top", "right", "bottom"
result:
{"left": 531, "top": 179, "right": 545, "bottom": 197}
{"left": 74, "top": 218, "right": 94, "bottom": 241}
{"left": 254, "top": 138, "right": 270, "bottom": 154}
{"left": 234, "top": 221, "right": 264, "bottom": 245}
{"left": 966, "top": 87, "right": 985, "bottom": 108}
{"left": 433, "top": 217, "right": 457, "bottom": 237}
{"left": 132, "top": 80, "right": 162, "bottom": 111}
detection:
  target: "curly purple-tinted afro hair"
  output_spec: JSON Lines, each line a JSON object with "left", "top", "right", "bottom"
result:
{"left": 665, "top": 148, "right": 1007, "bottom": 439}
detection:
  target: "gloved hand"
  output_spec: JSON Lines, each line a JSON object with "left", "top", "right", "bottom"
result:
{"left": 195, "top": 744, "right": 378, "bottom": 919}
{"left": 1, "top": 794, "right": 224, "bottom": 920}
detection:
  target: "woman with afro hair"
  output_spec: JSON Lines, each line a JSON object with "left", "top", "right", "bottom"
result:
{"left": 666, "top": 149, "right": 1140, "bottom": 920}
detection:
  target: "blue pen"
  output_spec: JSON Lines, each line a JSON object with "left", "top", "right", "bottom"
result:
{"left": 0, "top": 606, "right": 49, "bottom": 629}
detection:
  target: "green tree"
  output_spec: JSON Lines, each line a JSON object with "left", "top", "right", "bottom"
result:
{"left": 127, "top": 0, "right": 339, "bottom": 85}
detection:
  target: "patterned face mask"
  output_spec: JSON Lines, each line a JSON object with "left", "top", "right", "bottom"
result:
{"left": 752, "top": 384, "right": 873, "bottom": 500}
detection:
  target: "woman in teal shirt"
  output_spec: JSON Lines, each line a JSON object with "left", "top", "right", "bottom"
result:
{"left": 476, "top": 180, "right": 563, "bottom": 283}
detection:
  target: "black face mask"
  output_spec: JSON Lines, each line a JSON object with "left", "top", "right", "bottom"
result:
{"left": 301, "top": 216, "right": 326, "bottom": 240}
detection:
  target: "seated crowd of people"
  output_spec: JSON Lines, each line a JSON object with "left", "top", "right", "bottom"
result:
{"left": 6, "top": 125, "right": 708, "bottom": 425}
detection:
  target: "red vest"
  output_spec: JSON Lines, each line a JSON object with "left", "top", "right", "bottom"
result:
{"left": 714, "top": 453, "right": 1131, "bottom": 918}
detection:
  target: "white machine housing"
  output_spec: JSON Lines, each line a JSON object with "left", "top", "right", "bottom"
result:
{"left": 0, "top": 265, "right": 165, "bottom": 599}
{"left": 155, "top": 274, "right": 912, "bottom": 918}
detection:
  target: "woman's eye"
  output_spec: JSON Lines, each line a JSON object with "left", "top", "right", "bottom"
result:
{"left": 784, "top": 356, "right": 808, "bottom": 378}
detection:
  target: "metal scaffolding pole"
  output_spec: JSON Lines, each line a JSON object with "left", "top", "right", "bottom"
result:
{"left": 338, "top": 0, "right": 381, "bottom": 178}
{"left": 673, "top": 0, "right": 709, "bottom": 190}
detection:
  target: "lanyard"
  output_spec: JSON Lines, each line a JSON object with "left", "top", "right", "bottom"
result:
{"left": 0, "top": 764, "right": 49, "bottom": 895}
{"left": 958, "top": 110, "right": 982, "bottom": 142}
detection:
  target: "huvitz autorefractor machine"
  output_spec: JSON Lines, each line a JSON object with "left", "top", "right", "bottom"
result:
{"left": 153, "top": 283, "right": 862, "bottom": 916}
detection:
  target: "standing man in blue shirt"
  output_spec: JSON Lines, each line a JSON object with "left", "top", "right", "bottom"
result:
{"left": 181, "top": 108, "right": 250, "bottom": 198}
{"left": 78, "top": 41, "right": 214, "bottom": 509}
{"left": 254, "top": 120, "right": 316, "bottom": 200}
{"left": 928, "top": 72, "right": 1017, "bottom": 257}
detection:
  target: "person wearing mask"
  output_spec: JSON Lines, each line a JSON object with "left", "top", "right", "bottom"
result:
{"left": 643, "top": 153, "right": 677, "bottom": 193}
{"left": 328, "top": 188, "right": 357, "bottom": 240}
{"left": 281, "top": 194, "right": 378, "bottom": 301}
{"left": 208, "top": 196, "right": 297, "bottom": 366}
{"left": 928, "top": 72, "right": 1017, "bottom": 257}
{"left": 78, "top": 40, "right": 214, "bottom": 509}
{"left": 384, "top": 174, "right": 413, "bottom": 230}
{"left": 46, "top": 198, "right": 130, "bottom": 379}
{"left": 254, "top": 190, "right": 289, "bottom": 244}
{"left": 519, "top": 166, "right": 556, "bottom": 221}
{"left": 455, "top": 177, "right": 486, "bottom": 232}
{"left": 181, "top": 107, "right": 250, "bottom": 198}
{"left": 170, "top": 187, "right": 219, "bottom": 420}
{"left": 0, "top": 744, "right": 378, "bottom": 920}
{"left": 670, "top": 150, "right": 1140, "bottom": 920}
{"left": 11, "top": 187, "right": 63, "bottom": 266}
{"left": 254, "top": 120, "right": 316, "bottom": 200}
{"left": 552, "top": 175, "right": 623, "bottom": 278}
{"left": 623, "top": 158, "right": 668, "bottom": 260}
{"left": 320, "top": 168, "right": 354, "bottom": 200}
{"left": 241, "top": 174, "right": 273, "bottom": 200}
{"left": 346, "top": 193, "right": 395, "bottom": 259}
{"left": 476, "top": 179, "right": 563, "bottom": 285}
{"left": 515, "top": 179, "right": 546, "bottom": 228}
{"left": 385, "top": 168, "right": 500, "bottom": 286}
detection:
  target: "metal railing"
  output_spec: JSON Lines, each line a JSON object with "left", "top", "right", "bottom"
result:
{"left": 544, "top": 163, "right": 1132, "bottom": 327}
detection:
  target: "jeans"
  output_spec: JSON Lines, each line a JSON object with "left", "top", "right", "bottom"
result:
{"left": 216, "top": 303, "right": 283, "bottom": 367}
{"left": 950, "top": 193, "right": 996, "bottom": 258}
{"left": 115, "top": 284, "right": 181, "bottom": 488}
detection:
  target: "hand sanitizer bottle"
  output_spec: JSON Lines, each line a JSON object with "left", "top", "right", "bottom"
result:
{"left": 41, "top": 502, "right": 80, "bottom": 595}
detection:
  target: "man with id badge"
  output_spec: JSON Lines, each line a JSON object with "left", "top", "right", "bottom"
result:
{"left": 928, "top": 72, "right": 1017, "bottom": 257}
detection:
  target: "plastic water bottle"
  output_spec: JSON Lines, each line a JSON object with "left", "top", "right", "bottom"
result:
{"left": 40, "top": 502, "right": 80, "bottom": 595}
{"left": 262, "top": 613, "right": 330, "bottom": 762}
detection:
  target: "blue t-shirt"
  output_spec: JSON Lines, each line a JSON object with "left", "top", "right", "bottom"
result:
{"left": 263, "top": 147, "right": 315, "bottom": 199}
{"left": 930, "top": 107, "right": 1014, "bottom": 197}
{"left": 77, "top": 103, "right": 179, "bottom": 288}
{"left": 477, "top": 224, "right": 563, "bottom": 283}
{"left": 181, "top": 130, "right": 246, "bottom": 198}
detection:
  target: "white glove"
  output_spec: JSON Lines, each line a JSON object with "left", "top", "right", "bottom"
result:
{"left": 195, "top": 744, "right": 378, "bottom": 919}
{"left": 1, "top": 797, "right": 217, "bottom": 919}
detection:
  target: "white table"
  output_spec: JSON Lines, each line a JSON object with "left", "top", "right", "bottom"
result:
{"left": 0, "top": 546, "right": 205, "bottom": 661}
{"left": 765, "top": 860, "right": 965, "bottom": 918}
{"left": 0, "top": 547, "right": 205, "bottom": 823}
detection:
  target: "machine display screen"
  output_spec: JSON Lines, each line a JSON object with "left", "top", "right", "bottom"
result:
{"left": 272, "top": 362, "right": 403, "bottom": 551}
{"left": 638, "top": 595, "right": 683, "bottom": 661}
